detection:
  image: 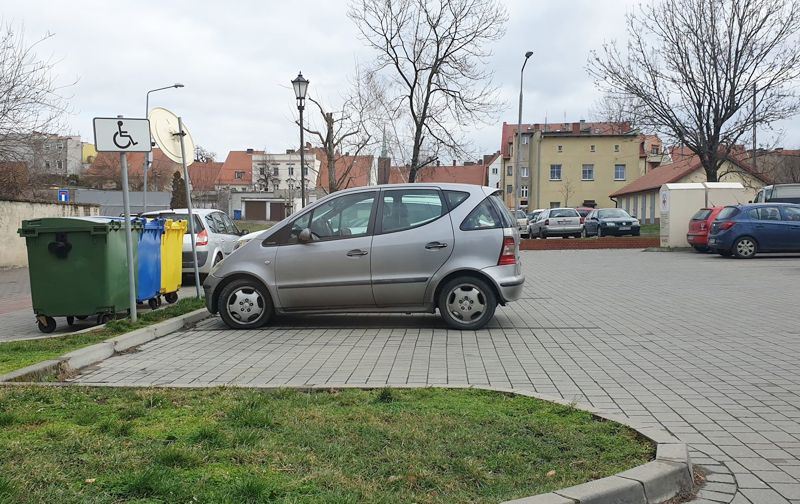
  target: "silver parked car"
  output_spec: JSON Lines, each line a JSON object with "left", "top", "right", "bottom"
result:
{"left": 529, "top": 208, "right": 582, "bottom": 238}
{"left": 204, "top": 184, "right": 524, "bottom": 330}
{"left": 142, "top": 208, "right": 246, "bottom": 275}
{"left": 514, "top": 210, "right": 530, "bottom": 238}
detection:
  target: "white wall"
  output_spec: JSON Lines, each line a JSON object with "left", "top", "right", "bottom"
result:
{"left": 0, "top": 200, "right": 100, "bottom": 268}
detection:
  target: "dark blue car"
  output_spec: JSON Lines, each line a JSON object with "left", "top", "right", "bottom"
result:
{"left": 708, "top": 203, "right": 800, "bottom": 258}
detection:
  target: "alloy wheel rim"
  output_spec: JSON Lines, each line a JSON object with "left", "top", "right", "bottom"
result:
{"left": 446, "top": 283, "right": 487, "bottom": 324}
{"left": 737, "top": 239, "right": 755, "bottom": 257}
{"left": 226, "top": 287, "right": 264, "bottom": 324}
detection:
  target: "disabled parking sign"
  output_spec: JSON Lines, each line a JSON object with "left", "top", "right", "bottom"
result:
{"left": 93, "top": 117, "right": 151, "bottom": 153}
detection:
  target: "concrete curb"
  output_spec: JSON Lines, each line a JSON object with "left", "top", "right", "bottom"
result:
{"left": 0, "top": 308, "right": 209, "bottom": 382}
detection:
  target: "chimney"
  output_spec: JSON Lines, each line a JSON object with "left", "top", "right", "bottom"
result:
{"left": 452, "top": 160, "right": 456, "bottom": 166}
{"left": 572, "top": 122, "right": 580, "bottom": 134}
{"left": 246, "top": 148, "right": 254, "bottom": 154}
{"left": 464, "top": 161, "right": 475, "bottom": 166}
{"left": 580, "top": 119, "right": 586, "bottom": 130}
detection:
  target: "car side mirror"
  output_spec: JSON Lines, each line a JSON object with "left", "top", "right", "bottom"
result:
{"left": 239, "top": 229, "right": 249, "bottom": 235}
{"left": 298, "top": 228, "right": 313, "bottom": 243}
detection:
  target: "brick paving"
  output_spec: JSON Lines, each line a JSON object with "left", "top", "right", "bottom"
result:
{"left": 74, "top": 250, "right": 800, "bottom": 503}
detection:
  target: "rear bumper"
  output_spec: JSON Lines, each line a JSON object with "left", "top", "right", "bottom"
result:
{"left": 482, "top": 265, "right": 525, "bottom": 303}
{"left": 544, "top": 226, "right": 582, "bottom": 235}
{"left": 686, "top": 233, "right": 708, "bottom": 246}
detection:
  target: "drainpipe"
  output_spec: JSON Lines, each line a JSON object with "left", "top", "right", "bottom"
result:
{"left": 610, "top": 196, "right": 619, "bottom": 208}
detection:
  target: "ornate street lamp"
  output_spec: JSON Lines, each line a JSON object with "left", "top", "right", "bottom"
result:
{"left": 292, "top": 72, "right": 309, "bottom": 207}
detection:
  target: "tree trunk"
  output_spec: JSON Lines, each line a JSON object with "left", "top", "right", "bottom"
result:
{"left": 701, "top": 156, "right": 719, "bottom": 182}
{"left": 325, "top": 112, "right": 337, "bottom": 192}
{"left": 408, "top": 126, "right": 423, "bottom": 183}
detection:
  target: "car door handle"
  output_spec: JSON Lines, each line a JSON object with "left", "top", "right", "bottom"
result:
{"left": 425, "top": 241, "right": 448, "bottom": 250}
{"left": 346, "top": 249, "right": 369, "bottom": 257}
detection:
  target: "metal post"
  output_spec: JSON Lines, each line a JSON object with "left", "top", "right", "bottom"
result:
{"left": 177, "top": 116, "right": 202, "bottom": 297}
{"left": 752, "top": 82, "right": 757, "bottom": 171}
{"left": 119, "top": 143, "right": 138, "bottom": 322}
{"left": 513, "top": 52, "right": 533, "bottom": 211}
{"left": 144, "top": 95, "right": 149, "bottom": 213}
{"left": 299, "top": 104, "right": 306, "bottom": 207}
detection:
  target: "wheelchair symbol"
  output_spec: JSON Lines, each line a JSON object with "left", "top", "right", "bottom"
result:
{"left": 113, "top": 120, "right": 138, "bottom": 149}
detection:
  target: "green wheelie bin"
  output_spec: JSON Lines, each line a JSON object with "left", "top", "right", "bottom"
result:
{"left": 17, "top": 217, "right": 142, "bottom": 333}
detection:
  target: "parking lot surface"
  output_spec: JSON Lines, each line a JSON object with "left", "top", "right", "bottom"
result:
{"left": 75, "top": 250, "right": 800, "bottom": 503}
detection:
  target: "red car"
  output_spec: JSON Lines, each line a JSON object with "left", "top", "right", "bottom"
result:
{"left": 575, "top": 207, "right": 594, "bottom": 224}
{"left": 687, "top": 206, "right": 724, "bottom": 252}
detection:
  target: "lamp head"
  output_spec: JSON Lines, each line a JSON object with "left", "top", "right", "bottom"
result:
{"left": 173, "top": 83, "right": 185, "bottom": 88}
{"left": 292, "top": 72, "right": 309, "bottom": 100}
{"left": 525, "top": 51, "right": 533, "bottom": 59}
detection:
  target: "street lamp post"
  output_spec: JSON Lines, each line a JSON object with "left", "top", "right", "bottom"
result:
{"left": 292, "top": 72, "right": 309, "bottom": 208}
{"left": 144, "top": 83, "right": 184, "bottom": 212}
{"left": 286, "top": 176, "right": 296, "bottom": 215}
{"left": 513, "top": 51, "right": 533, "bottom": 211}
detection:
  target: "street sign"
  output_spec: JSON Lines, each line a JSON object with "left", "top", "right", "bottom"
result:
{"left": 93, "top": 117, "right": 152, "bottom": 153}
{"left": 57, "top": 189, "right": 69, "bottom": 203}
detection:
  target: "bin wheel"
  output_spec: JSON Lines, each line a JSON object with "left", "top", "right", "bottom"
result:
{"left": 97, "top": 313, "right": 112, "bottom": 325}
{"left": 164, "top": 292, "right": 179, "bottom": 304}
{"left": 66, "top": 316, "right": 75, "bottom": 326}
{"left": 77, "top": 315, "right": 88, "bottom": 320}
{"left": 147, "top": 298, "right": 159, "bottom": 310}
{"left": 37, "top": 316, "right": 56, "bottom": 333}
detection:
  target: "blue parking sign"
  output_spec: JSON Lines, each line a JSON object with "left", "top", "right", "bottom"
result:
{"left": 57, "top": 189, "right": 69, "bottom": 203}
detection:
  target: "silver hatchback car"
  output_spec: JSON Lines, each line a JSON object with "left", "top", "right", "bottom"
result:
{"left": 204, "top": 184, "right": 524, "bottom": 330}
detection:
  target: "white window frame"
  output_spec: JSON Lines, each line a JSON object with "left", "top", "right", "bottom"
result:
{"left": 549, "top": 164, "right": 562, "bottom": 181}
{"left": 590, "top": 144, "right": 595, "bottom": 152}
{"left": 520, "top": 166, "right": 529, "bottom": 178}
{"left": 614, "top": 164, "right": 626, "bottom": 181}
{"left": 614, "top": 144, "right": 620, "bottom": 152}
{"left": 557, "top": 145, "right": 563, "bottom": 153}
{"left": 520, "top": 185, "right": 529, "bottom": 198}
{"left": 581, "top": 164, "right": 594, "bottom": 181}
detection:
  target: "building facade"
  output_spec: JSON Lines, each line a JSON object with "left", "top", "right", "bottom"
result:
{"left": 500, "top": 121, "right": 664, "bottom": 210}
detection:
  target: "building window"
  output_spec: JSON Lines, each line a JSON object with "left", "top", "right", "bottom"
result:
{"left": 302, "top": 165, "right": 308, "bottom": 176}
{"left": 651, "top": 145, "right": 659, "bottom": 155}
{"left": 272, "top": 166, "right": 279, "bottom": 176}
{"left": 45, "top": 161, "right": 51, "bottom": 170}
{"left": 58, "top": 143, "right": 63, "bottom": 150}
{"left": 549, "top": 201, "right": 561, "bottom": 209}
{"left": 549, "top": 164, "right": 562, "bottom": 181}
{"left": 520, "top": 185, "right": 528, "bottom": 198}
{"left": 522, "top": 135, "right": 529, "bottom": 145}
{"left": 557, "top": 145, "right": 563, "bottom": 153}
{"left": 581, "top": 164, "right": 594, "bottom": 181}
{"left": 590, "top": 144, "right": 595, "bottom": 152}
{"left": 506, "top": 184, "right": 513, "bottom": 194}
{"left": 520, "top": 166, "right": 529, "bottom": 178}
{"left": 506, "top": 165, "right": 513, "bottom": 176}
{"left": 288, "top": 166, "right": 294, "bottom": 176}
{"left": 57, "top": 160, "right": 63, "bottom": 171}
{"left": 235, "top": 171, "right": 244, "bottom": 180}
{"left": 614, "top": 144, "right": 620, "bottom": 152}
{"left": 491, "top": 167, "right": 498, "bottom": 175}
{"left": 614, "top": 164, "right": 626, "bottom": 180}
{"left": 259, "top": 166, "right": 265, "bottom": 175}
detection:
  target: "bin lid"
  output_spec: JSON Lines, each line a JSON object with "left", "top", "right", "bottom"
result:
{"left": 163, "top": 219, "right": 188, "bottom": 232}
{"left": 18, "top": 217, "right": 143, "bottom": 236}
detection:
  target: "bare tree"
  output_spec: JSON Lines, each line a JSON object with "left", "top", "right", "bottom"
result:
{"left": 194, "top": 145, "right": 216, "bottom": 163}
{"left": 589, "top": 93, "right": 644, "bottom": 133}
{"left": 0, "top": 22, "right": 70, "bottom": 188}
{"left": 349, "top": 0, "right": 507, "bottom": 182}
{"left": 559, "top": 178, "right": 575, "bottom": 207}
{"left": 588, "top": 0, "right": 800, "bottom": 181}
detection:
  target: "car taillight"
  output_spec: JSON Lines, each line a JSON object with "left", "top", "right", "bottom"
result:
{"left": 580, "top": 217, "right": 585, "bottom": 224}
{"left": 719, "top": 221, "right": 735, "bottom": 231}
{"left": 196, "top": 229, "right": 209, "bottom": 246}
{"left": 544, "top": 219, "right": 549, "bottom": 226}
{"left": 498, "top": 236, "right": 517, "bottom": 265}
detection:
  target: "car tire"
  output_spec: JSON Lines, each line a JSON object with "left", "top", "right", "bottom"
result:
{"left": 438, "top": 276, "right": 497, "bottom": 331}
{"left": 218, "top": 278, "right": 273, "bottom": 330}
{"left": 733, "top": 236, "right": 757, "bottom": 259}
{"left": 581, "top": 227, "right": 587, "bottom": 238}
{"left": 539, "top": 228, "right": 546, "bottom": 239}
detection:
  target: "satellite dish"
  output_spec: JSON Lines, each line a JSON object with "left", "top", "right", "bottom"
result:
{"left": 148, "top": 107, "right": 195, "bottom": 166}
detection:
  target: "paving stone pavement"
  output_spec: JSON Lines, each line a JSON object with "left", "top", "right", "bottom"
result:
{"left": 74, "top": 250, "right": 800, "bottom": 503}
{"left": 0, "top": 267, "right": 192, "bottom": 342}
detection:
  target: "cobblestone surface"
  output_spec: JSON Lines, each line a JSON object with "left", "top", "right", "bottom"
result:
{"left": 74, "top": 250, "right": 800, "bottom": 503}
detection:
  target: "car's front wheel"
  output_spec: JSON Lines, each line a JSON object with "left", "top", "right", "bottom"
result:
{"left": 438, "top": 276, "right": 497, "bottom": 330}
{"left": 733, "top": 237, "right": 758, "bottom": 259}
{"left": 218, "top": 278, "right": 273, "bottom": 329}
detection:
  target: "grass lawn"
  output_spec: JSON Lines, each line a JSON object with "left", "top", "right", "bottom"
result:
{"left": 0, "top": 387, "right": 653, "bottom": 503}
{"left": 0, "top": 298, "right": 205, "bottom": 376}
{"left": 237, "top": 220, "right": 275, "bottom": 232}
{"left": 639, "top": 223, "right": 660, "bottom": 235}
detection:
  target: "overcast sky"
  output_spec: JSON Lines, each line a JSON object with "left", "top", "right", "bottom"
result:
{"left": 4, "top": 0, "right": 798, "bottom": 161}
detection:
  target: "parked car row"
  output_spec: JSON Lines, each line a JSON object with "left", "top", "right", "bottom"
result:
{"left": 519, "top": 207, "right": 641, "bottom": 239}
{"left": 705, "top": 203, "right": 800, "bottom": 258}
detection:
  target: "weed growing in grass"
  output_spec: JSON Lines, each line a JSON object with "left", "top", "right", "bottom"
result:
{"left": 376, "top": 387, "right": 396, "bottom": 403}
{"left": 155, "top": 447, "right": 201, "bottom": 468}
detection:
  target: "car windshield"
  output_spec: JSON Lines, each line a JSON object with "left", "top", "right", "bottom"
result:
{"left": 598, "top": 209, "right": 631, "bottom": 219}
{"left": 550, "top": 209, "right": 579, "bottom": 218}
{"left": 144, "top": 212, "right": 203, "bottom": 233}
{"left": 692, "top": 209, "right": 712, "bottom": 220}
{"left": 515, "top": 210, "right": 527, "bottom": 219}
{"left": 717, "top": 207, "right": 740, "bottom": 220}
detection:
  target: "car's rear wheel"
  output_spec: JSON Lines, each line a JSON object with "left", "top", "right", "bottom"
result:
{"left": 538, "top": 228, "right": 546, "bottom": 239}
{"left": 438, "top": 276, "right": 497, "bottom": 330}
{"left": 733, "top": 237, "right": 757, "bottom": 259}
{"left": 218, "top": 278, "right": 273, "bottom": 329}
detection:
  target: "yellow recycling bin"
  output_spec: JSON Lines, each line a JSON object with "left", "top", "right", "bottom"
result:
{"left": 160, "top": 219, "right": 187, "bottom": 303}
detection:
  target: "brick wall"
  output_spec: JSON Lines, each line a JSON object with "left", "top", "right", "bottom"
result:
{"left": 520, "top": 236, "right": 659, "bottom": 251}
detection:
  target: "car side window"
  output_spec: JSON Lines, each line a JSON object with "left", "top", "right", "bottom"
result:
{"left": 443, "top": 190, "right": 470, "bottom": 210}
{"left": 211, "top": 213, "right": 229, "bottom": 234}
{"left": 782, "top": 206, "right": 800, "bottom": 222}
{"left": 307, "top": 192, "right": 376, "bottom": 240}
{"left": 380, "top": 189, "right": 445, "bottom": 234}
{"left": 220, "top": 213, "right": 238, "bottom": 235}
{"left": 205, "top": 214, "right": 223, "bottom": 233}
{"left": 757, "top": 207, "right": 782, "bottom": 221}
{"left": 460, "top": 197, "right": 502, "bottom": 230}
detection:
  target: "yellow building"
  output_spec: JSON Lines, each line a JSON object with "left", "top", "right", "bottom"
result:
{"left": 500, "top": 121, "right": 664, "bottom": 210}
{"left": 81, "top": 142, "right": 97, "bottom": 164}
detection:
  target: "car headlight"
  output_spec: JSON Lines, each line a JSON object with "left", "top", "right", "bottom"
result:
{"left": 605, "top": 222, "right": 616, "bottom": 227}
{"left": 633, "top": 220, "right": 640, "bottom": 225}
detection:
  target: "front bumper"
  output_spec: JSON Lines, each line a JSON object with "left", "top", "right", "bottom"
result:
{"left": 601, "top": 225, "right": 640, "bottom": 235}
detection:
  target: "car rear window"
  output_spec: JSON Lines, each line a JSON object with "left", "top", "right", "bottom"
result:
{"left": 490, "top": 193, "right": 515, "bottom": 228}
{"left": 691, "top": 209, "right": 712, "bottom": 220}
{"left": 550, "top": 209, "right": 579, "bottom": 218}
{"left": 717, "top": 207, "right": 740, "bottom": 220}
{"left": 576, "top": 208, "right": 591, "bottom": 217}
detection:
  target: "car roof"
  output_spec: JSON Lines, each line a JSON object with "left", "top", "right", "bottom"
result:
{"left": 142, "top": 208, "right": 221, "bottom": 216}
{"left": 736, "top": 202, "right": 799, "bottom": 208}
{"left": 333, "top": 183, "right": 494, "bottom": 195}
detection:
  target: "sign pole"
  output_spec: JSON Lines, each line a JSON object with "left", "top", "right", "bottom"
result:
{"left": 118, "top": 139, "right": 138, "bottom": 322}
{"left": 177, "top": 116, "right": 202, "bottom": 298}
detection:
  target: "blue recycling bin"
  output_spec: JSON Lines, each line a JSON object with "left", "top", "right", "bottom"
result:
{"left": 136, "top": 218, "right": 164, "bottom": 309}
{"left": 233, "top": 209, "right": 242, "bottom": 220}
